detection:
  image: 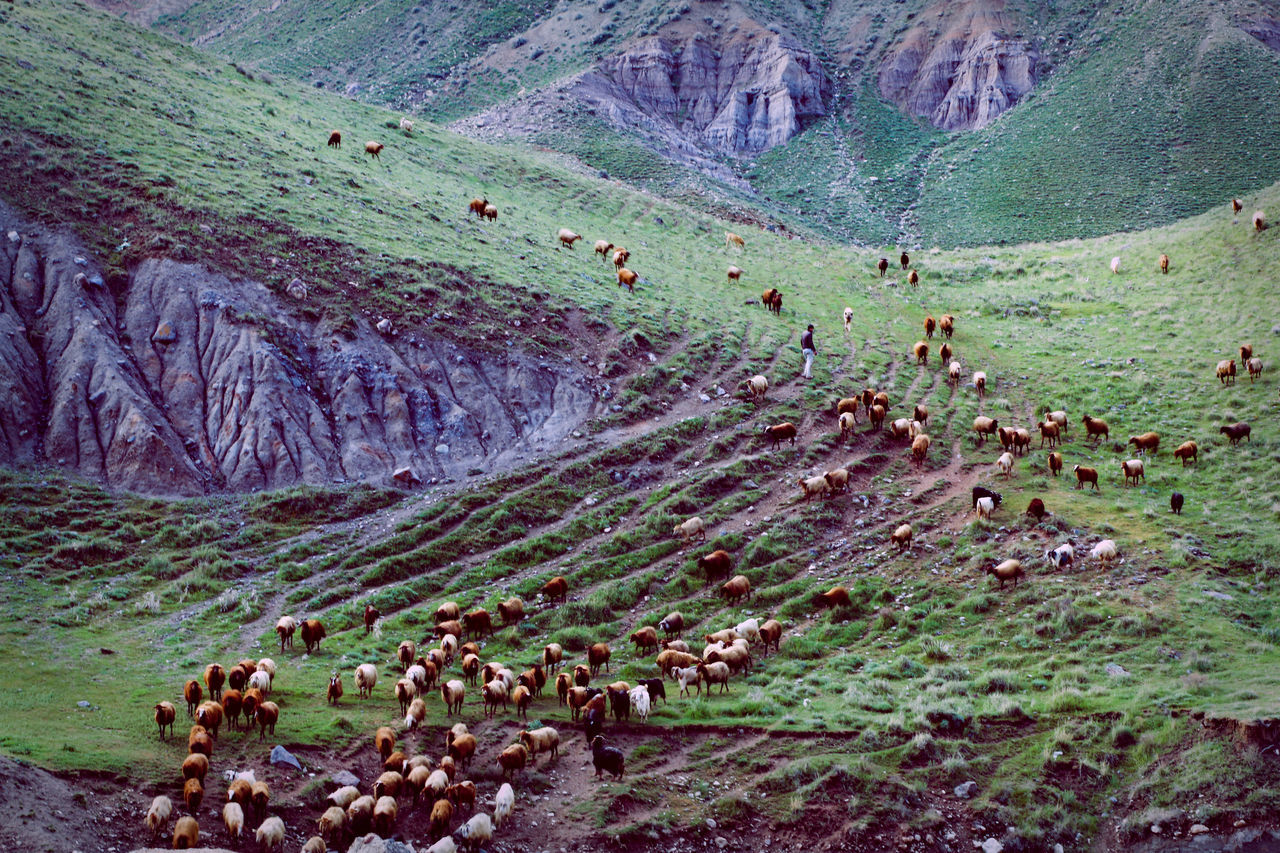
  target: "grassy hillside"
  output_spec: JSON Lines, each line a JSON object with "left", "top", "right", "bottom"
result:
{"left": 3, "top": 1, "right": 1280, "bottom": 849}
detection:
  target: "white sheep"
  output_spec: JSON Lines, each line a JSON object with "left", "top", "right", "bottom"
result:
{"left": 223, "top": 802, "right": 244, "bottom": 845}
{"left": 973, "top": 370, "right": 987, "bottom": 396}
{"left": 745, "top": 374, "right": 768, "bottom": 401}
{"left": 672, "top": 664, "right": 701, "bottom": 697}
{"left": 1110, "top": 256, "right": 1121, "bottom": 274}
{"left": 976, "top": 496, "right": 995, "bottom": 520}
{"left": 1090, "top": 539, "right": 1118, "bottom": 564}
{"left": 455, "top": 812, "right": 493, "bottom": 851}
{"left": 1046, "top": 543, "right": 1074, "bottom": 570}
{"left": 997, "top": 451, "right": 1015, "bottom": 477}
{"left": 355, "top": 663, "right": 378, "bottom": 699}
{"left": 494, "top": 782, "right": 514, "bottom": 829}
{"left": 144, "top": 795, "right": 172, "bottom": 839}
{"left": 629, "top": 684, "right": 651, "bottom": 722}
{"left": 327, "top": 786, "right": 360, "bottom": 808}
{"left": 673, "top": 516, "right": 706, "bottom": 545}
{"left": 255, "top": 815, "right": 285, "bottom": 853}
{"left": 248, "top": 670, "right": 271, "bottom": 694}
{"left": 426, "top": 837, "right": 459, "bottom": 853}
{"left": 734, "top": 618, "right": 761, "bottom": 645}
{"left": 400, "top": 117, "right": 414, "bottom": 133}
{"left": 843, "top": 306, "right": 854, "bottom": 333}
{"left": 949, "top": 360, "right": 962, "bottom": 385}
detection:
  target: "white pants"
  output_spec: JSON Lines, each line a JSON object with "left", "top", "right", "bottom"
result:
{"left": 802, "top": 348, "right": 814, "bottom": 378}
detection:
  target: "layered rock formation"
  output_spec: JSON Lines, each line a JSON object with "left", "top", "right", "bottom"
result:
{"left": 0, "top": 207, "right": 600, "bottom": 495}
{"left": 877, "top": 0, "right": 1037, "bottom": 131}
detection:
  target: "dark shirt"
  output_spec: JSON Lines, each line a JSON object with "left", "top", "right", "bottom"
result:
{"left": 801, "top": 330, "right": 815, "bottom": 351}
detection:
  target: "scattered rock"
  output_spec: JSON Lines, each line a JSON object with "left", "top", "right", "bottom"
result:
{"left": 76, "top": 700, "right": 91, "bottom": 708}
{"left": 706, "top": 819, "right": 717, "bottom": 830}
{"left": 699, "top": 393, "right": 711, "bottom": 403}
{"left": 954, "top": 780, "right": 977, "bottom": 798}
{"left": 269, "top": 745, "right": 302, "bottom": 770}
{"left": 151, "top": 322, "right": 177, "bottom": 344}
{"left": 1189, "top": 824, "right": 1210, "bottom": 835}
{"left": 1151, "top": 824, "right": 1163, "bottom": 834}
{"left": 1105, "top": 663, "right": 1131, "bottom": 677}
{"left": 981, "top": 839, "right": 1003, "bottom": 853}
{"left": 330, "top": 770, "right": 360, "bottom": 788}
{"left": 1203, "top": 590, "right": 1234, "bottom": 601}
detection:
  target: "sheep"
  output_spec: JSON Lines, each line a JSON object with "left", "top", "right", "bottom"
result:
{"left": 698, "top": 661, "right": 732, "bottom": 694}
{"left": 365, "top": 141, "right": 384, "bottom": 159}
{"left": 877, "top": 257, "right": 889, "bottom": 276}
{"left": 659, "top": 612, "right": 685, "bottom": 637}
{"left": 223, "top": 802, "right": 244, "bottom": 846}
{"left": 1072, "top": 465, "right": 1100, "bottom": 492}
{"left": 188, "top": 725, "right": 212, "bottom": 757}
{"left": 973, "top": 371, "right": 987, "bottom": 397}
{"left": 1233, "top": 198, "right": 1244, "bottom": 214}
{"left": 824, "top": 468, "right": 851, "bottom": 494}
{"left": 626, "top": 684, "right": 651, "bottom": 723}
{"left": 1090, "top": 539, "right": 1118, "bottom": 564}
{"left": 1082, "top": 415, "right": 1109, "bottom": 443}
{"left": 612, "top": 248, "right": 630, "bottom": 269}
{"left": 1248, "top": 357, "right": 1264, "bottom": 381}
{"left": 541, "top": 577, "right": 569, "bottom": 606}
{"left": 1217, "top": 359, "right": 1237, "bottom": 385}
{"left": 1108, "top": 256, "right": 1120, "bottom": 274}
{"left": 497, "top": 597, "right": 524, "bottom": 627}
{"left": 517, "top": 663, "right": 546, "bottom": 697}
{"left": 253, "top": 701, "right": 278, "bottom": 742}
{"left": 1039, "top": 421, "right": 1061, "bottom": 448}
{"left": 763, "top": 288, "right": 782, "bottom": 313}
{"left": 630, "top": 626, "right": 659, "bottom": 656}
{"left": 972, "top": 417, "right": 999, "bottom": 446}
{"left": 912, "top": 341, "right": 929, "bottom": 364}
{"left": 271, "top": 616, "right": 297, "bottom": 653}
{"left": 145, "top": 795, "right": 172, "bottom": 840}
{"left": 482, "top": 679, "right": 509, "bottom": 719}
{"left": 721, "top": 575, "right": 751, "bottom": 605}
{"left": 399, "top": 116, "right": 414, "bottom": 134}
{"left": 940, "top": 314, "right": 955, "bottom": 338}
{"left": 372, "top": 795, "right": 399, "bottom": 836}
{"left": 455, "top": 812, "right": 494, "bottom": 852}
{"left": 1241, "top": 344, "right": 1254, "bottom": 363}
{"left": 302, "top": 837, "right": 327, "bottom": 853}
{"left": 255, "top": 816, "right": 285, "bottom": 853}
{"left": 497, "top": 743, "right": 529, "bottom": 779}
{"left": 875, "top": 388, "right": 891, "bottom": 410}
{"left": 726, "top": 231, "right": 745, "bottom": 249}
{"left": 1044, "top": 409, "right": 1068, "bottom": 431}
{"left": 837, "top": 395, "right": 862, "bottom": 418}
{"left": 838, "top": 410, "right": 858, "bottom": 441}
{"left": 374, "top": 771, "right": 405, "bottom": 801}
{"left": 912, "top": 433, "right": 931, "bottom": 467}
{"left": 589, "top": 642, "right": 612, "bottom": 676}
{"left": 573, "top": 663, "right": 591, "bottom": 687}
{"left": 1171, "top": 492, "right": 1185, "bottom": 514}
{"left": 485, "top": 203, "right": 499, "bottom": 221}
{"left": 183, "top": 777, "right": 204, "bottom": 815}
{"left": 326, "top": 130, "right": 342, "bottom": 149}
{"left": 221, "top": 689, "right": 245, "bottom": 731}
{"left": 1220, "top": 422, "right": 1251, "bottom": 445}
{"left": 987, "top": 559, "right": 1024, "bottom": 589}
{"left": 924, "top": 316, "right": 936, "bottom": 339}
{"left": 327, "top": 787, "right": 360, "bottom": 810}
{"left": 300, "top": 619, "right": 325, "bottom": 653}
{"left": 446, "top": 780, "right": 477, "bottom": 814}
{"left": 1046, "top": 543, "right": 1074, "bottom": 570}
{"left": 891, "top": 523, "right": 913, "bottom": 552}
{"left": 672, "top": 664, "right": 702, "bottom": 697}
{"left": 867, "top": 404, "right": 886, "bottom": 432}
{"left": 468, "top": 198, "right": 487, "bottom": 217}
{"left": 346, "top": 796, "right": 375, "bottom": 836}
{"left": 248, "top": 669, "right": 271, "bottom": 696}
{"left": 519, "top": 726, "right": 560, "bottom": 763}
{"left": 154, "top": 700, "right": 176, "bottom": 739}
{"left": 435, "top": 601, "right": 462, "bottom": 623}
{"left": 1045, "top": 451, "right": 1063, "bottom": 477}
{"left": 844, "top": 306, "right": 854, "bottom": 333}
{"left": 908, "top": 269, "right": 920, "bottom": 287}
{"left": 608, "top": 684, "right": 632, "bottom": 721}
{"left": 948, "top": 360, "right": 961, "bottom": 385}
{"left": 195, "top": 701, "right": 223, "bottom": 738}
{"left": 819, "top": 586, "right": 851, "bottom": 609}
{"left": 182, "top": 679, "right": 202, "bottom": 718}
{"left": 1159, "top": 253, "right": 1170, "bottom": 274}
{"left": 727, "top": 265, "right": 744, "bottom": 283}
{"left": 1173, "top": 440, "right": 1198, "bottom": 466}
{"left": 673, "top": 516, "right": 706, "bottom": 545}
{"left": 172, "top": 815, "right": 199, "bottom": 849}
{"left": 1255, "top": 211, "right": 1267, "bottom": 231}
{"left": 745, "top": 374, "right": 769, "bottom": 402}
{"left": 976, "top": 496, "right": 996, "bottom": 520}
{"left": 490, "top": 781, "right": 515, "bottom": 830}
{"left": 763, "top": 421, "right": 797, "bottom": 449}
{"left": 799, "top": 474, "right": 831, "bottom": 502}
{"left": 352, "top": 663, "right": 377, "bottom": 700}
{"left": 617, "top": 267, "right": 638, "bottom": 292}
{"left": 639, "top": 677, "right": 668, "bottom": 706}
{"left": 203, "top": 663, "right": 226, "bottom": 702}
{"left": 227, "top": 664, "right": 248, "bottom": 694}
{"left": 997, "top": 451, "right": 1015, "bottom": 478}
{"left": 1121, "top": 458, "right": 1145, "bottom": 486}
{"left": 757, "top": 619, "right": 783, "bottom": 655}
{"left": 594, "top": 239, "right": 614, "bottom": 259}
{"left": 449, "top": 734, "right": 477, "bottom": 771}
{"left": 557, "top": 228, "right": 582, "bottom": 248}
{"left": 462, "top": 609, "right": 493, "bottom": 639}
{"left": 1129, "top": 432, "right": 1160, "bottom": 455}
{"left": 656, "top": 649, "right": 700, "bottom": 678}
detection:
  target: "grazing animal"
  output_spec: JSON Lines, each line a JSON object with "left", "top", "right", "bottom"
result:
{"left": 1046, "top": 543, "right": 1074, "bottom": 570}
{"left": 869, "top": 404, "right": 886, "bottom": 431}
{"left": 441, "top": 680, "right": 466, "bottom": 716}
{"left": 1048, "top": 451, "right": 1063, "bottom": 476}
{"left": 1039, "top": 421, "right": 1061, "bottom": 448}
{"left": 824, "top": 468, "right": 851, "bottom": 493}
{"left": 924, "top": 316, "right": 936, "bottom": 339}
{"left": 542, "top": 576, "right": 568, "bottom": 604}
{"left": 1090, "top": 539, "right": 1118, "bottom": 564}
{"left": 1247, "top": 357, "right": 1263, "bottom": 381}
{"left": 972, "top": 486, "right": 1002, "bottom": 510}
{"left": 1159, "top": 253, "right": 1169, "bottom": 274}
{"left": 400, "top": 117, "right": 414, "bottom": 133}
{"left": 726, "top": 265, "right": 744, "bottom": 283}
{"left": 997, "top": 451, "right": 1015, "bottom": 478}
{"left": 468, "top": 198, "right": 488, "bottom": 217}
{"left": 1026, "top": 498, "right": 1047, "bottom": 520}
{"left": 973, "top": 371, "right": 987, "bottom": 397}
{"left": 912, "top": 433, "right": 931, "bottom": 467}
{"left": 1110, "top": 256, "right": 1120, "bottom": 274}
{"left": 1171, "top": 492, "right": 1185, "bottom": 514}
{"left": 838, "top": 410, "right": 858, "bottom": 440}
{"left": 256, "top": 816, "right": 285, "bottom": 853}
{"left": 900, "top": 251, "right": 910, "bottom": 269}
{"left": 300, "top": 618, "right": 325, "bottom": 653}
{"left": 1217, "top": 359, "right": 1237, "bottom": 385}
{"left": 913, "top": 341, "right": 929, "bottom": 364}
{"left": 590, "top": 736, "right": 625, "bottom": 780}
{"left": 819, "top": 586, "right": 851, "bottom": 609}
{"left": 658, "top": 612, "right": 684, "bottom": 637}
{"left": 1254, "top": 210, "right": 1267, "bottom": 231}
{"left": 948, "top": 360, "right": 961, "bottom": 385}
{"left": 673, "top": 517, "right": 706, "bottom": 545}
{"left": 697, "top": 551, "right": 731, "bottom": 582}
{"left": 1233, "top": 198, "right": 1244, "bottom": 214}
{"left": 155, "top": 701, "right": 176, "bottom": 739}
{"left": 274, "top": 616, "right": 296, "bottom": 651}
{"left": 987, "top": 559, "right": 1024, "bottom": 589}
{"left": 612, "top": 248, "right": 629, "bottom": 270}
{"left": 844, "top": 306, "right": 854, "bottom": 333}
{"left": 1240, "top": 344, "right": 1253, "bottom": 364}
{"left": 1082, "top": 415, "right": 1109, "bottom": 443}
{"left": 975, "top": 496, "right": 996, "bottom": 520}
{"left": 1174, "top": 440, "right": 1198, "bottom": 466}
{"left": 1073, "top": 465, "right": 1100, "bottom": 491}
{"left": 616, "top": 267, "right": 638, "bottom": 292}
{"left": 908, "top": 269, "right": 919, "bottom": 287}
{"left": 799, "top": 474, "right": 831, "bottom": 502}
{"left": 1128, "top": 432, "right": 1160, "bottom": 455}
{"left": 593, "top": 240, "right": 614, "bottom": 259}
{"left": 891, "top": 523, "right": 912, "bottom": 552}
{"left": 365, "top": 604, "right": 381, "bottom": 635}
{"left": 726, "top": 231, "right": 745, "bottom": 249}
{"left": 365, "top": 141, "right": 384, "bottom": 159}
{"left": 1121, "top": 459, "right": 1145, "bottom": 486}
{"left": 145, "top": 795, "right": 173, "bottom": 840}
{"left": 721, "top": 575, "right": 751, "bottom": 605}
{"left": 745, "top": 374, "right": 768, "bottom": 402}
{"left": 482, "top": 203, "right": 497, "bottom": 221}
{"left": 556, "top": 228, "right": 582, "bottom": 249}
{"left": 355, "top": 664, "right": 377, "bottom": 699}
{"left": 327, "top": 130, "right": 342, "bottom": 148}
{"left": 762, "top": 422, "right": 798, "bottom": 450}
{"left": 172, "top": 816, "right": 199, "bottom": 850}
{"left": 223, "top": 803, "right": 244, "bottom": 846}
{"left": 589, "top": 642, "right": 612, "bottom": 676}
{"left": 1220, "top": 422, "right": 1251, "bottom": 445}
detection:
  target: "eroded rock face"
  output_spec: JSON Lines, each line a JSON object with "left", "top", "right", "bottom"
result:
{"left": 877, "top": 0, "right": 1037, "bottom": 131}
{"left": 584, "top": 29, "right": 830, "bottom": 154}
{"left": 0, "top": 205, "right": 600, "bottom": 495}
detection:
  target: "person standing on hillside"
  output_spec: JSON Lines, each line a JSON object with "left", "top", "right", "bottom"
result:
{"left": 800, "top": 324, "right": 816, "bottom": 379}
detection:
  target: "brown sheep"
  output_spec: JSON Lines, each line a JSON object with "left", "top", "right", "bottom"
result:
{"left": 300, "top": 619, "right": 326, "bottom": 653}
{"left": 468, "top": 198, "right": 487, "bottom": 217}
{"left": 172, "top": 816, "right": 199, "bottom": 850}
{"left": 758, "top": 619, "right": 783, "bottom": 655}
{"left": 1159, "top": 253, "right": 1169, "bottom": 274}
{"left": 557, "top": 228, "right": 582, "bottom": 248}
{"left": 1220, "top": 422, "right": 1251, "bottom": 445}
{"left": 1240, "top": 344, "right": 1253, "bottom": 364}
{"left": 824, "top": 468, "right": 851, "bottom": 494}
{"left": 327, "top": 673, "right": 342, "bottom": 705}
{"left": 1217, "top": 359, "right": 1237, "bottom": 385}
{"left": 397, "top": 640, "right": 415, "bottom": 672}
{"left": 497, "top": 597, "right": 524, "bottom": 626}
{"left": 763, "top": 422, "right": 798, "bottom": 450}
{"left": 1173, "top": 440, "right": 1198, "bottom": 466}
{"left": 818, "top": 586, "right": 851, "bottom": 609}
{"left": 181, "top": 753, "right": 208, "bottom": 782}
{"left": 364, "top": 141, "right": 384, "bottom": 159}
{"left": 183, "top": 777, "right": 203, "bottom": 815}
{"left": 1081, "top": 415, "right": 1109, "bottom": 443}
{"left": 900, "top": 251, "right": 910, "bottom": 269}
{"left": 589, "top": 642, "right": 612, "bottom": 676}
{"left": 326, "top": 130, "right": 342, "bottom": 149}
{"left": 836, "top": 396, "right": 862, "bottom": 419}
{"left": 612, "top": 248, "right": 630, "bottom": 270}
{"left": 972, "top": 416, "right": 999, "bottom": 444}
{"left": 1047, "top": 451, "right": 1063, "bottom": 476}
{"left": 1128, "top": 432, "right": 1160, "bottom": 455}
{"left": 498, "top": 744, "right": 530, "bottom": 779}
{"left": 1122, "top": 459, "right": 1145, "bottom": 486}
{"left": 726, "top": 231, "right": 745, "bottom": 249}
{"left": 1254, "top": 211, "right": 1267, "bottom": 231}
{"left": 940, "top": 314, "right": 954, "bottom": 338}
{"left": 542, "top": 576, "right": 569, "bottom": 603}
{"left": 630, "top": 627, "right": 659, "bottom": 656}
{"left": 1073, "top": 465, "right": 1099, "bottom": 491}
{"left": 1233, "top": 198, "right": 1244, "bottom": 214}
{"left": 188, "top": 725, "right": 212, "bottom": 757}
{"left": 768, "top": 290, "right": 782, "bottom": 314}
{"left": 869, "top": 404, "right": 886, "bottom": 431}
{"left": 1026, "top": 498, "right": 1047, "bottom": 521}
{"left": 877, "top": 257, "right": 889, "bottom": 277}
{"left": 891, "top": 523, "right": 912, "bottom": 552}
{"left": 429, "top": 798, "right": 453, "bottom": 841}
{"left": 449, "top": 731, "right": 477, "bottom": 766}
{"left": 924, "top": 316, "right": 936, "bottom": 339}
{"left": 987, "top": 559, "right": 1024, "bottom": 589}
{"left": 913, "top": 341, "right": 929, "bottom": 364}
{"left": 220, "top": 689, "right": 243, "bottom": 731}
{"left": 435, "top": 619, "right": 463, "bottom": 640}
{"left": 913, "top": 403, "right": 929, "bottom": 426}
{"left": 1039, "top": 421, "right": 1061, "bottom": 448}
{"left": 721, "top": 575, "right": 751, "bottom": 605}
{"left": 908, "top": 269, "right": 919, "bottom": 287}
{"left": 195, "top": 701, "right": 223, "bottom": 738}
{"left": 254, "top": 702, "right": 278, "bottom": 742}
{"left": 363, "top": 604, "right": 380, "bottom": 635}
{"left": 861, "top": 387, "right": 876, "bottom": 413}
{"left": 727, "top": 265, "right": 744, "bottom": 283}
{"left": 939, "top": 342, "right": 952, "bottom": 364}
{"left": 462, "top": 609, "right": 493, "bottom": 639}
{"left": 1013, "top": 428, "right": 1031, "bottom": 455}
{"left": 593, "top": 240, "right": 614, "bottom": 259}
{"left": 697, "top": 550, "right": 732, "bottom": 583}
{"left": 154, "top": 701, "right": 176, "bottom": 738}
{"left": 483, "top": 204, "right": 497, "bottom": 221}
{"left": 203, "top": 663, "right": 225, "bottom": 702}
{"left": 617, "top": 268, "right": 638, "bottom": 292}
{"left": 911, "top": 433, "right": 930, "bottom": 467}
{"left": 1248, "top": 357, "right": 1264, "bottom": 381}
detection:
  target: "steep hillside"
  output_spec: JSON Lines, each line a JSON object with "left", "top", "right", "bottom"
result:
{"left": 4, "top": 2, "right": 1280, "bottom": 852}
{"left": 135, "top": 0, "right": 1280, "bottom": 247}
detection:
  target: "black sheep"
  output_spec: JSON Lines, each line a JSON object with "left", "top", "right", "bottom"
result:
{"left": 639, "top": 678, "right": 666, "bottom": 705}
{"left": 591, "top": 736, "right": 625, "bottom": 780}
{"left": 607, "top": 687, "right": 630, "bottom": 722}
{"left": 972, "top": 486, "right": 1003, "bottom": 510}
{"left": 583, "top": 708, "right": 605, "bottom": 750}
{"left": 1171, "top": 492, "right": 1184, "bottom": 515}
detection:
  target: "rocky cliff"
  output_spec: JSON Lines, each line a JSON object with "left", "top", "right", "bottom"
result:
{"left": 877, "top": 0, "right": 1037, "bottom": 131}
{"left": 0, "top": 206, "right": 600, "bottom": 496}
